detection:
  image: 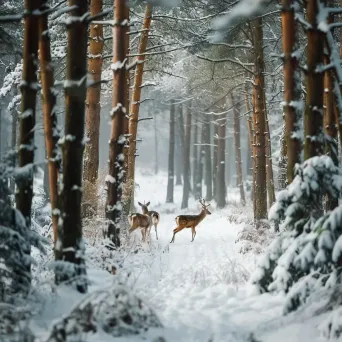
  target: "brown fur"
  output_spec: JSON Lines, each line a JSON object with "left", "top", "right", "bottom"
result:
{"left": 170, "top": 198, "right": 211, "bottom": 243}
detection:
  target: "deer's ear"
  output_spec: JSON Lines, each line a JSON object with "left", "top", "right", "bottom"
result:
{"left": 138, "top": 202, "right": 143, "bottom": 206}
{"left": 146, "top": 201, "right": 150, "bottom": 206}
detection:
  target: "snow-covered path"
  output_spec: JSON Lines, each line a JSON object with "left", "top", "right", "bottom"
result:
{"left": 112, "top": 171, "right": 328, "bottom": 342}
{"left": 118, "top": 171, "right": 280, "bottom": 341}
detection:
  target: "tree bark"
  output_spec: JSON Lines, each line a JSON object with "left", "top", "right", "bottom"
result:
{"left": 126, "top": 4, "right": 152, "bottom": 208}
{"left": 324, "top": 55, "right": 338, "bottom": 210}
{"left": 278, "top": 123, "right": 288, "bottom": 190}
{"left": 231, "top": 93, "right": 246, "bottom": 206}
{"left": 39, "top": 0, "right": 60, "bottom": 243}
{"left": 178, "top": 103, "right": 185, "bottom": 181}
{"left": 304, "top": 0, "right": 324, "bottom": 159}
{"left": 192, "top": 119, "right": 198, "bottom": 196}
{"left": 245, "top": 83, "right": 253, "bottom": 179}
{"left": 10, "top": 109, "right": 17, "bottom": 192}
{"left": 202, "top": 117, "right": 212, "bottom": 201}
{"left": 154, "top": 109, "right": 159, "bottom": 175}
{"left": 16, "top": 0, "right": 40, "bottom": 287}
{"left": 181, "top": 102, "right": 192, "bottom": 209}
{"left": 216, "top": 107, "right": 226, "bottom": 209}
{"left": 166, "top": 100, "right": 175, "bottom": 203}
{"left": 55, "top": 0, "right": 88, "bottom": 293}
{"left": 281, "top": 0, "right": 301, "bottom": 183}
{"left": 105, "top": 0, "right": 129, "bottom": 248}
{"left": 252, "top": 17, "right": 267, "bottom": 222}
{"left": 83, "top": 0, "right": 104, "bottom": 216}
{"left": 212, "top": 117, "right": 218, "bottom": 198}
{"left": 175, "top": 128, "right": 182, "bottom": 185}
{"left": 265, "top": 113, "right": 276, "bottom": 207}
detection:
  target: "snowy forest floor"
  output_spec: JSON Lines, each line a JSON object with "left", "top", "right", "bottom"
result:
{"left": 28, "top": 169, "right": 333, "bottom": 342}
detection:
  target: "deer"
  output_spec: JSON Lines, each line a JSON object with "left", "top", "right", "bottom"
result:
{"left": 128, "top": 213, "right": 151, "bottom": 243}
{"left": 170, "top": 198, "right": 211, "bottom": 243}
{"left": 138, "top": 201, "right": 160, "bottom": 240}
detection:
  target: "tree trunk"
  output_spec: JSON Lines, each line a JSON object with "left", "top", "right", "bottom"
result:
{"left": 281, "top": 0, "right": 301, "bottom": 183}
{"left": 175, "top": 128, "right": 182, "bottom": 185}
{"left": 197, "top": 123, "right": 205, "bottom": 199}
{"left": 181, "top": 102, "right": 191, "bottom": 209}
{"left": 39, "top": 0, "right": 60, "bottom": 243}
{"left": 252, "top": 17, "right": 267, "bottom": 222}
{"left": 212, "top": 117, "right": 218, "bottom": 198}
{"left": 10, "top": 109, "right": 17, "bottom": 192}
{"left": 166, "top": 100, "right": 175, "bottom": 203}
{"left": 192, "top": 120, "right": 198, "bottom": 196}
{"left": 203, "top": 118, "right": 212, "bottom": 201}
{"left": 122, "top": 3, "right": 130, "bottom": 210}
{"left": 105, "top": 0, "right": 129, "bottom": 248}
{"left": 216, "top": 108, "right": 226, "bottom": 209}
{"left": 265, "top": 114, "right": 276, "bottom": 207}
{"left": 245, "top": 83, "right": 253, "bottom": 179}
{"left": 278, "top": 123, "right": 288, "bottom": 190}
{"left": 55, "top": 0, "right": 88, "bottom": 293}
{"left": 304, "top": 0, "right": 324, "bottom": 160}
{"left": 154, "top": 109, "right": 159, "bottom": 175}
{"left": 231, "top": 93, "right": 246, "bottom": 206}
{"left": 83, "top": 0, "right": 104, "bottom": 216}
{"left": 175, "top": 105, "right": 182, "bottom": 185}
{"left": 324, "top": 55, "right": 338, "bottom": 210}
{"left": 178, "top": 103, "right": 185, "bottom": 181}
{"left": 15, "top": 0, "right": 40, "bottom": 288}
{"left": 126, "top": 4, "right": 152, "bottom": 208}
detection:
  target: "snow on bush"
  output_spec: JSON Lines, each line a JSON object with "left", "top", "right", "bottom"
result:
{"left": 46, "top": 286, "right": 161, "bottom": 341}
{"left": 250, "top": 156, "right": 342, "bottom": 326}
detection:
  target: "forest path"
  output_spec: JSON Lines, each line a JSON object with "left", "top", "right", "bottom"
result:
{"left": 119, "top": 170, "right": 278, "bottom": 341}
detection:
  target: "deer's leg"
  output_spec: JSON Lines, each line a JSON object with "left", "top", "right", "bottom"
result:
{"left": 191, "top": 226, "right": 197, "bottom": 242}
{"left": 155, "top": 224, "right": 158, "bottom": 240}
{"left": 170, "top": 226, "right": 184, "bottom": 243}
{"left": 141, "top": 227, "right": 146, "bottom": 242}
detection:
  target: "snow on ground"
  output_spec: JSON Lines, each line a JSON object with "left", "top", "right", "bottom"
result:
{"left": 30, "top": 168, "right": 334, "bottom": 341}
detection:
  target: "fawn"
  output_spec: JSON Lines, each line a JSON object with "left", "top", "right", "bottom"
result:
{"left": 170, "top": 198, "right": 211, "bottom": 243}
{"left": 128, "top": 213, "right": 151, "bottom": 243}
{"left": 138, "top": 201, "right": 160, "bottom": 240}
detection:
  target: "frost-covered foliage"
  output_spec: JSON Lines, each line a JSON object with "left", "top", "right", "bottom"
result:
{"left": 0, "top": 155, "right": 46, "bottom": 300}
{"left": 251, "top": 156, "right": 342, "bottom": 315}
{"left": 46, "top": 286, "right": 161, "bottom": 341}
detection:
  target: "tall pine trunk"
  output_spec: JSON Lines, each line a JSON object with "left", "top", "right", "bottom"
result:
{"left": 105, "top": 0, "right": 129, "bottom": 247}
{"left": 212, "top": 117, "right": 218, "bottom": 198}
{"left": 281, "top": 0, "right": 301, "bottom": 183}
{"left": 126, "top": 4, "right": 152, "bottom": 208}
{"left": 83, "top": 0, "right": 104, "bottom": 216}
{"left": 204, "top": 118, "right": 212, "bottom": 201}
{"left": 278, "top": 124, "right": 287, "bottom": 190}
{"left": 55, "top": 0, "right": 88, "bottom": 293}
{"left": 216, "top": 107, "right": 226, "bottom": 209}
{"left": 166, "top": 100, "right": 175, "bottom": 203}
{"left": 39, "top": 0, "right": 60, "bottom": 243}
{"left": 304, "top": 0, "right": 324, "bottom": 159}
{"left": 265, "top": 114, "right": 276, "bottom": 207}
{"left": 324, "top": 54, "right": 338, "bottom": 210}
{"left": 231, "top": 93, "right": 246, "bottom": 205}
{"left": 192, "top": 120, "right": 198, "bottom": 196}
{"left": 252, "top": 17, "right": 267, "bottom": 222}
{"left": 181, "top": 102, "right": 191, "bottom": 209}
{"left": 178, "top": 103, "right": 185, "bottom": 181}
{"left": 175, "top": 128, "right": 182, "bottom": 185}
{"left": 16, "top": 0, "right": 40, "bottom": 287}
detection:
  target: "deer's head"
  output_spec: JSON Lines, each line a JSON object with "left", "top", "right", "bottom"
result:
{"left": 199, "top": 198, "right": 211, "bottom": 215}
{"left": 138, "top": 201, "right": 150, "bottom": 214}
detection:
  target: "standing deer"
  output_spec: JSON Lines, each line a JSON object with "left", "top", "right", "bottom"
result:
{"left": 170, "top": 198, "right": 211, "bottom": 243}
{"left": 138, "top": 201, "right": 160, "bottom": 240}
{"left": 128, "top": 213, "right": 151, "bottom": 242}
